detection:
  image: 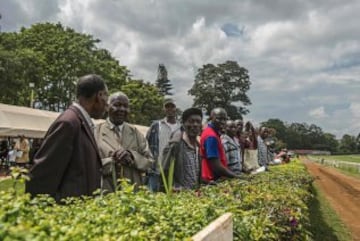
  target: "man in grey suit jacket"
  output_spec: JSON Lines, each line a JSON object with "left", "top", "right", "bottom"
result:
{"left": 26, "top": 74, "right": 108, "bottom": 202}
{"left": 95, "top": 91, "right": 154, "bottom": 192}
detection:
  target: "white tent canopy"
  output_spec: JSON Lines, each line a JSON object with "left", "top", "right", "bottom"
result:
{"left": 0, "top": 103, "right": 149, "bottom": 138}
{"left": 0, "top": 103, "right": 60, "bottom": 138}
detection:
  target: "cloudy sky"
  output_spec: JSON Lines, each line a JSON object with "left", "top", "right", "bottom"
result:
{"left": 1, "top": 0, "right": 360, "bottom": 138}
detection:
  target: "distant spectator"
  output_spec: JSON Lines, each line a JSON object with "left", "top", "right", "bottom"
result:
{"left": 221, "top": 120, "right": 242, "bottom": 175}
{"left": 0, "top": 140, "right": 8, "bottom": 163}
{"left": 146, "top": 98, "right": 181, "bottom": 192}
{"left": 257, "top": 127, "right": 271, "bottom": 168}
{"left": 242, "top": 121, "right": 263, "bottom": 174}
{"left": 15, "top": 135, "right": 30, "bottom": 167}
{"left": 270, "top": 148, "right": 290, "bottom": 164}
{"left": 234, "top": 119, "right": 245, "bottom": 164}
{"left": 7, "top": 141, "right": 17, "bottom": 166}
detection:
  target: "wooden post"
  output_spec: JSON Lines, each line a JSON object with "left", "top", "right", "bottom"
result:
{"left": 192, "top": 213, "right": 233, "bottom": 241}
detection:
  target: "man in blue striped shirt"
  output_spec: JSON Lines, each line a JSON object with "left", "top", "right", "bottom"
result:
{"left": 257, "top": 126, "right": 271, "bottom": 168}
{"left": 221, "top": 120, "right": 242, "bottom": 175}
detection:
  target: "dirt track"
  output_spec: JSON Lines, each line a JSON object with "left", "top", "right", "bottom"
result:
{"left": 303, "top": 158, "right": 360, "bottom": 241}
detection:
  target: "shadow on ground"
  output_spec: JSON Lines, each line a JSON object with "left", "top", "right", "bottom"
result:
{"left": 307, "top": 185, "right": 346, "bottom": 241}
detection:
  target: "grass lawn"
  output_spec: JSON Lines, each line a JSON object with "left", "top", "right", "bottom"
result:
{"left": 308, "top": 183, "right": 352, "bottom": 241}
{"left": 336, "top": 167, "right": 360, "bottom": 179}
{"left": 314, "top": 155, "right": 360, "bottom": 163}
{"left": 309, "top": 155, "right": 360, "bottom": 179}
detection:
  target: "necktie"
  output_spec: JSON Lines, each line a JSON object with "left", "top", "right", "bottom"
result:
{"left": 113, "top": 126, "right": 122, "bottom": 145}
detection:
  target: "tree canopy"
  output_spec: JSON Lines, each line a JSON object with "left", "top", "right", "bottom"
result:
{"left": 0, "top": 22, "right": 129, "bottom": 111}
{"left": 155, "top": 64, "right": 173, "bottom": 96}
{"left": 0, "top": 22, "right": 164, "bottom": 126}
{"left": 259, "top": 118, "right": 356, "bottom": 153}
{"left": 121, "top": 80, "right": 164, "bottom": 125}
{"left": 188, "top": 60, "right": 251, "bottom": 119}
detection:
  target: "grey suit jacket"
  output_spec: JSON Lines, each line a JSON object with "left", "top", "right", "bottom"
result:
{"left": 95, "top": 120, "right": 154, "bottom": 191}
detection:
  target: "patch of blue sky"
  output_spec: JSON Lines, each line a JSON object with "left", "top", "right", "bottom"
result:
{"left": 324, "top": 53, "right": 360, "bottom": 72}
{"left": 221, "top": 23, "right": 244, "bottom": 37}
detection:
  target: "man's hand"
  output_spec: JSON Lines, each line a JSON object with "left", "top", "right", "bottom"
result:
{"left": 112, "top": 149, "right": 134, "bottom": 167}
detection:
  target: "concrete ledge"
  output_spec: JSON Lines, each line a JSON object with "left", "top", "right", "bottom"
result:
{"left": 192, "top": 213, "right": 233, "bottom": 241}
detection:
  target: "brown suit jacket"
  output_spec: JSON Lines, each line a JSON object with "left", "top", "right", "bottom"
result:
{"left": 25, "top": 105, "right": 102, "bottom": 202}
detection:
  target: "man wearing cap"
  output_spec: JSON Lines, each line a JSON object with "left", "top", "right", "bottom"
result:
{"left": 161, "top": 108, "right": 203, "bottom": 190}
{"left": 146, "top": 98, "right": 181, "bottom": 191}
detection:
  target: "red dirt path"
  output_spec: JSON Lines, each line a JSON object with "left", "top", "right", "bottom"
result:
{"left": 303, "top": 158, "right": 360, "bottom": 241}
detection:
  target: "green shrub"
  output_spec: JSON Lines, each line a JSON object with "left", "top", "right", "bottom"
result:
{"left": 0, "top": 160, "right": 313, "bottom": 241}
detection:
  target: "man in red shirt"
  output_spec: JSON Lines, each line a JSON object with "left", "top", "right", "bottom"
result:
{"left": 200, "top": 108, "right": 240, "bottom": 182}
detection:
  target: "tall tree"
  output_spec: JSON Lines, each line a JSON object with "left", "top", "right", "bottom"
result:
{"left": 322, "top": 133, "right": 338, "bottom": 153}
{"left": 356, "top": 133, "right": 360, "bottom": 152}
{"left": 339, "top": 134, "right": 357, "bottom": 153}
{"left": 0, "top": 44, "right": 44, "bottom": 106}
{"left": 261, "top": 119, "right": 288, "bottom": 150}
{"left": 155, "top": 64, "right": 173, "bottom": 96}
{"left": 188, "top": 60, "right": 251, "bottom": 119}
{"left": 261, "top": 118, "right": 339, "bottom": 152}
{"left": 261, "top": 119, "right": 287, "bottom": 141}
{"left": 0, "top": 23, "right": 129, "bottom": 111}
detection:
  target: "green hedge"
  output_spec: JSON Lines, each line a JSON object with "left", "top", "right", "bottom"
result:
{"left": 0, "top": 161, "right": 313, "bottom": 241}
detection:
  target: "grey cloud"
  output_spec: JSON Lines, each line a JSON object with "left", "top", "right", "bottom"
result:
{"left": 0, "top": 0, "right": 60, "bottom": 31}
{"left": 1, "top": 0, "right": 360, "bottom": 137}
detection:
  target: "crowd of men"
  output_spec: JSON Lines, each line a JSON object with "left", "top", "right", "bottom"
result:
{"left": 0, "top": 135, "right": 38, "bottom": 169}
{"left": 22, "top": 74, "right": 290, "bottom": 202}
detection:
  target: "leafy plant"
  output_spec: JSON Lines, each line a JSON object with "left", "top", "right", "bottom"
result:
{"left": 0, "top": 160, "right": 315, "bottom": 240}
{"left": 9, "top": 166, "right": 29, "bottom": 195}
{"left": 159, "top": 158, "right": 175, "bottom": 196}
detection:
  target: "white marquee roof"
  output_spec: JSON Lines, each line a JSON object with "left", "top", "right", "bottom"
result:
{"left": 0, "top": 103, "right": 148, "bottom": 138}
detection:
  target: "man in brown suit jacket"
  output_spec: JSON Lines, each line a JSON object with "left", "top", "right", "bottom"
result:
{"left": 26, "top": 74, "right": 108, "bottom": 202}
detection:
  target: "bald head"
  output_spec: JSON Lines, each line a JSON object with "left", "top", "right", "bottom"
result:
{"left": 108, "top": 91, "right": 130, "bottom": 126}
{"left": 210, "top": 107, "right": 227, "bottom": 118}
{"left": 234, "top": 119, "right": 244, "bottom": 134}
{"left": 226, "top": 120, "right": 234, "bottom": 126}
{"left": 259, "top": 126, "right": 269, "bottom": 139}
{"left": 210, "top": 107, "right": 227, "bottom": 133}
{"left": 108, "top": 91, "right": 129, "bottom": 104}
{"left": 225, "top": 120, "right": 237, "bottom": 137}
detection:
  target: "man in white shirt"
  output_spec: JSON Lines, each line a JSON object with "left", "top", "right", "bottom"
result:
{"left": 146, "top": 98, "right": 181, "bottom": 191}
